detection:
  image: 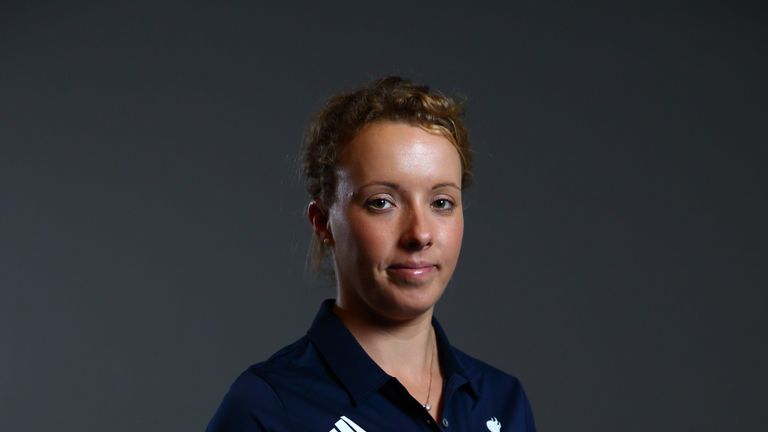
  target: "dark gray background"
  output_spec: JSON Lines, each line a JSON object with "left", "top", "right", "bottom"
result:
{"left": 2, "top": 1, "right": 766, "bottom": 431}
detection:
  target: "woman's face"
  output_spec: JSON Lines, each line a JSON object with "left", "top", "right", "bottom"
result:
{"left": 326, "top": 121, "right": 464, "bottom": 322}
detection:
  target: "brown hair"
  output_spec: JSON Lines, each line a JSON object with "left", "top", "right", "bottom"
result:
{"left": 302, "top": 76, "right": 472, "bottom": 269}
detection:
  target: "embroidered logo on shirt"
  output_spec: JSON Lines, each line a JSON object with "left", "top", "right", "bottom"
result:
{"left": 330, "top": 415, "right": 367, "bottom": 432}
{"left": 486, "top": 417, "right": 501, "bottom": 432}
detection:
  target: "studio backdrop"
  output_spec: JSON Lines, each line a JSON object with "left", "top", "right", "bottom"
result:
{"left": 1, "top": 1, "right": 766, "bottom": 431}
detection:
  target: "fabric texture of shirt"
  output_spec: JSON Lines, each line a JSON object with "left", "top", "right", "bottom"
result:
{"left": 206, "top": 299, "right": 536, "bottom": 432}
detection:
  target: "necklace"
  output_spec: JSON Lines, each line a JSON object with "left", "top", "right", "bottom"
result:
{"left": 423, "top": 332, "right": 435, "bottom": 412}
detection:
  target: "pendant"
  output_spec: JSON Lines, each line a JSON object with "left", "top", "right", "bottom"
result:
{"left": 424, "top": 402, "right": 432, "bottom": 412}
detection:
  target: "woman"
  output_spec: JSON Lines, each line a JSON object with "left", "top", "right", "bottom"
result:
{"left": 207, "top": 77, "right": 536, "bottom": 432}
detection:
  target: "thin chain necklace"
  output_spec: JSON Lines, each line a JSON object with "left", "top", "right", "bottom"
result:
{"left": 423, "top": 331, "right": 436, "bottom": 412}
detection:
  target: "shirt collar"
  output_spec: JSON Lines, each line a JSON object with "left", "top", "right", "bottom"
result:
{"left": 432, "top": 316, "right": 481, "bottom": 400}
{"left": 306, "top": 299, "right": 479, "bottom": 404}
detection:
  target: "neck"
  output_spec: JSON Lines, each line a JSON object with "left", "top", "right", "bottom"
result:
{"left": 333, "top": 295, "right": 445, "bottom": 419}
{"left": 333, "top": 299, "right": 435, "bottom": 379}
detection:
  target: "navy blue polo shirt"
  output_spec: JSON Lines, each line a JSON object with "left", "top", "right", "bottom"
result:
{"left": 207, "top": 300, "right": 535, "bottom": 431}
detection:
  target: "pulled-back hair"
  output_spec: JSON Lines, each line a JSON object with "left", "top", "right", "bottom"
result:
{"left": 302, "top": 76, "right": 472, "bottom": 270}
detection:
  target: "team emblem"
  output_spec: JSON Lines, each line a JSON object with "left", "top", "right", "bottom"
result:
{"left": 486, "top": 416, "right": 501, "bottom": 432}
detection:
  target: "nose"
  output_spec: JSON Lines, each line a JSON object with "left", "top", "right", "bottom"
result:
{"left": 400, "top": 206, "right": 433, "bottom": 251}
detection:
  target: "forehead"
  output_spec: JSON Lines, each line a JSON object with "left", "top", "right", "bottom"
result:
{"left": 336, "top": 121, "right": 462, "bottom": 185}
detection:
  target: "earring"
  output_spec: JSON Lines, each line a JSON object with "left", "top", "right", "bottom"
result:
{"left": 322, "top": 237, "right": 332, "bottom": 245}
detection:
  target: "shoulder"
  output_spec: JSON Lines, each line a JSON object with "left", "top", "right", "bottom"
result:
{"left": 206, "top": 337, "right": 314, "bottom": 432}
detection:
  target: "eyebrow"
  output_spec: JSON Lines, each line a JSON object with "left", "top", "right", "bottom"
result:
{"left": 357, "top": 181, "right": 462, "bottom": 191}
{"left": 431, "top": 182, "right": 462, "bottom": 191}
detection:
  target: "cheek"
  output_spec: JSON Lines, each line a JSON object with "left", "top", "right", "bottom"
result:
{"left": 441, "top": 218, "right": 464, "bottom": 257}
{"left": 349, "top": 221, "right": 390, "bottom": 260}
{"left": 334, "top": 211, "right": 391, "bottom": 262}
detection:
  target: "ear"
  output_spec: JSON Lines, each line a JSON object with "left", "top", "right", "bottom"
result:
{"left": 307, "top": 200, "right": 333, "bottom": 244}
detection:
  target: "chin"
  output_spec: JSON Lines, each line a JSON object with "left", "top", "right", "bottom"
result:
{"left": 368, "top": 283, "right": 445, "bottom": 322}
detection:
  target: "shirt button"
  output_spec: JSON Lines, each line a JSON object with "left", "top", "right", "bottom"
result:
{"left": 442, "top": 418, "right": 450, "bottom": 427}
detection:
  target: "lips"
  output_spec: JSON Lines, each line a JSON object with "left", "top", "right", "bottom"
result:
{"left": 386, "top": 261, "right": 437, "bottom": 281}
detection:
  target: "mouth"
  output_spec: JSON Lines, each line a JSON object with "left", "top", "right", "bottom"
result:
{"left": 386, "top": 262, "right": 438, "bottom": 281}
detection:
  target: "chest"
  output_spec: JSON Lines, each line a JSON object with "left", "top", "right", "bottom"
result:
{"left": 278, "top": 377, "right": 519, "bottom": 432}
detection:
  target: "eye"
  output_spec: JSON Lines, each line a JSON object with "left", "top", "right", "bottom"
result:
{"left": 432, "top": 198, "right": 454, "bottom": 210}
{"left": 366, "top": 198, "right": 393, "bottom": 210}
